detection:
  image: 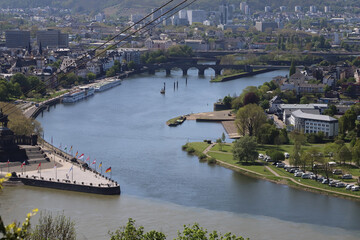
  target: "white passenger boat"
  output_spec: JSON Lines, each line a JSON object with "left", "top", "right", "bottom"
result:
{"left": 62, "top": 86, "right": 95, "bottom": 103}
{"left": 94, "top": 79, "right": 122, "bottom": 92}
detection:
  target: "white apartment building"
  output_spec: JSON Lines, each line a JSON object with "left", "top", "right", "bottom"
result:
{"left": 289, "top": 110, "right": 339, "bottom": 137}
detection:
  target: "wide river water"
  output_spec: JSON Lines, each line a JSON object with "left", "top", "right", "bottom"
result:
{"left": 1, "top": 68, "right": 360, "bottom": 239}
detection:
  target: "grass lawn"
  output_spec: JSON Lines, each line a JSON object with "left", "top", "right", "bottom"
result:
{"left": 187, "top": 142, "right": 210, "bottom": 153}
{"left": 207, "top": 151, "right": 274, "bottom": 176}
{"left": 185, "top": 142, "right": 360, "bottom": 198}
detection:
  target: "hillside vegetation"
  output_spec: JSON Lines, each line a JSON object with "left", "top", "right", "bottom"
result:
{"left": 0, "top": 0, "right": 358, "bottom": 14}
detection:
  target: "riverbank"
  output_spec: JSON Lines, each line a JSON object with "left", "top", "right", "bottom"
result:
{"left": 184, "top": 142, "right": 360, "bottom": 202}
{"left": 210, "top": 69, "right": 276, "bottom": 82}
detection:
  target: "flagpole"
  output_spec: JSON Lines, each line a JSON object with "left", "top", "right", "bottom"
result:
{"left": 7, "top": 159, "right": 9, "bottom": 173}
{"left": 72, "top": 164, "right": 73, "bottom": 181}
{"left": 55, "top": 165, "right": 57, "bottom": 180}
{"left": 40, "top": 164, "right": 41, "bottom": 178}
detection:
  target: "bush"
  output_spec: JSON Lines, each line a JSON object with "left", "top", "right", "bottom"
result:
{"left": 182, "top": 144, "right": 188, "bottom": 150}
{"left": 208, "top": 157, "right": 217, "bottom": 164}
{"left": 265, "top": 149, "right": 285, "bottom": 161}
{"left": 186, "top": 147, "right": 195, "bottom": 154}
{"left": 198, "top": 153, "right": 207, "bottom": 161}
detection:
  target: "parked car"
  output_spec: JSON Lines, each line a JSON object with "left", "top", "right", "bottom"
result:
{"left": 332, "top": 169, "right": 342, "bottom": 175}
{"left": 329, "top": 180, "right": 340, "bottom": 187}
{"left": 336, "top": 182, "right": 345, "bottom": 188}
{"left": 342, "top": 174, "right": 352, "bottom": 179}
{"left": 294, "top": 172, "right": 303, "bottom": 177}
{"left": 276, "top": 162, "right": 285, "bottom": 168}
{"left": 289, "top": 168, "right": 296, "bottom": 173}
{"left": 322, "top": 179, "right": 329, "bottom": 184}
{"left": 346, "top": 184, "right": 354, "bottom": 190}
{"left": 258, "top": 154, "right": 264, "bottom": 159}
{"left": 317, "top": 176, "right": 324, "bottom": 182}
{"left": 351, "top": 186, "right": 359, "bottom": 191}
{"left": 265, "top": 156, "right": 273, "bottom": 162}
{"left": 284, "top": 152, "right": 290, "bottom": 158}
{"left": 301, "top": 173, "right": 311, "bottom": 179}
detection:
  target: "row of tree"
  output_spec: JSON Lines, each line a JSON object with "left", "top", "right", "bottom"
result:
{"left": 0, "top": 73, "right": 46, "bottom": 101}
{"left": 140, "top": 45, "right": 193, "bottom": 64}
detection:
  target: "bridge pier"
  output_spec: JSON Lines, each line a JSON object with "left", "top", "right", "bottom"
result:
{"left": 182, "top": 68, "right": 188, "bottom": 76}
{"left": 198, "top": 68, "right": 205, "bottom": 76}
{"left": 215, "top": 69, "right": 222, "bottom": 76}
{"left": 166, "top": 69, "right": 171, "bottom": 76}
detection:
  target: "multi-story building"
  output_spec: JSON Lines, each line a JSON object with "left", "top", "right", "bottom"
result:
{"left": 255, "top": 21, "right": 278, "bottom": 32}
{"left": 37, "top": 29, "right": 69, "bottom": 48}
{"left": 289, "top": 110, "right": 339, "bottom": 137}
{"left": 5, "top": 30, "right": 30, "bottom": 49}
{"left": 219, "top": 4, "right": 233, "bottom": 25}
{"left": 187, "top": 10, "right": 207, "bottom": 25}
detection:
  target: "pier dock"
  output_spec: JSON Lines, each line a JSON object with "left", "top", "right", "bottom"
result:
{"left": 1, "top": 143, "right": 120, "bottom": 195}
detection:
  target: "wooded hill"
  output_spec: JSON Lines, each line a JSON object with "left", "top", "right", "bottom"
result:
{"left": 0, "top": 0, "right": 357, "bottom": 15}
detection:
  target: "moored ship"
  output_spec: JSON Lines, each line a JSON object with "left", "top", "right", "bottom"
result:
{"left": 94, "top": 78, "right": 122, "bottom": 92}
{"left": 62, "top": 86, "right": 95, "bottom": 103}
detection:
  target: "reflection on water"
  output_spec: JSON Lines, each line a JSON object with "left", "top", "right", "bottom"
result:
{"left": 1, "top": 69, "right": 359, "bottom": 239}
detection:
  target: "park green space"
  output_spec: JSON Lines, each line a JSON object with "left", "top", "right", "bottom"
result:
{"left": 186, "top": 142, "right": 360, "bottom": 199}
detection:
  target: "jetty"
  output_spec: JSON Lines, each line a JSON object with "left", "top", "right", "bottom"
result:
{"left": 186, "top": 110, "right": 240, "bottom": 139}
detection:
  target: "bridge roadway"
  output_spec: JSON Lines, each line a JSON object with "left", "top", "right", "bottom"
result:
{"left": 145, "top": 63, "right": 288, "bottom": 76}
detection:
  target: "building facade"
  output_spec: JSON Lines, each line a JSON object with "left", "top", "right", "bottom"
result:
{"left": 37, "top": 29, "right": 69, "bottom": 48}
{"left": 289, "top": 110, "right": 339, "bottom": 137}
{"left": 5, "top": 30, "right": 30, "bottom": 48}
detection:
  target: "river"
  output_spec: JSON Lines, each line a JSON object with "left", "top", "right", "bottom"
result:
{"left": 1, "top": 68, "right": 360, "bottom": 239}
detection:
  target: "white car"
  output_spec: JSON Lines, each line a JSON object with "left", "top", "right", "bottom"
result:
{"left": 335, "top": 182, "right": 345, "bottom": 188}
{"left": 351, "top": 186, "right": 360, "bottom": 191}
{"left": 346, "top": 184, "right": 354, "bottom": 190}
{"left": 301, "top": 173, "right": 311, "bottom": 179}
{"left": 258, "top": 154, "right": 264, "bottom": 159}
{"left": 342, "top": 174, "right": 352, "bottom": 179}
{"left": 294, "top": 172, "right": 303, "bottom": 177}
{"left": 284, "top": 152, "right": 290, "bottom": 158}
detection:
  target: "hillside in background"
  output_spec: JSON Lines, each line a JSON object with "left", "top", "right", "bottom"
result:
{"left": 0, "top": 0, "right": 358, "bottom": 15}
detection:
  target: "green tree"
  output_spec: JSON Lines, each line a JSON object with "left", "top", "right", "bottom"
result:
{"left": 289, "top": 131, "right": 307, "bottom": 167}
{"left": 352, "top": 139, "right": 360, "bottom": 166}
{"left": 87, "top": 72, "right": 96, "bottom": 81}
{"left": 235, "top": 104, "right": 267, "bottom": 137}
{"left": 337, "top": 145, "right": 352, "bottom": 165}
{"left": 11, "top": 73, "right": 30, "bottom": 94}
{"left": 289, "top": 60, "right": 296, "bottom": 76}
{"left": 30, "top": 212, "right": 76, "bottom": 240}
{"left": 232, "top": 135, "right": 258, "bottom": 163}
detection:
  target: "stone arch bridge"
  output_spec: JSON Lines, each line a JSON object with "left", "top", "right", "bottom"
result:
{"left": 145, "top": 63, "right": 281, "bottom": 76}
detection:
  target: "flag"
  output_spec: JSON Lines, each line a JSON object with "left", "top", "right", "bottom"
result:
{"left": 86, "top": 156, "right": 90, "bottom": 162}
{"left": 75, "top": 151, "right": 78, "bottom": 157}
{"left": 36, "top": 163, "right": 41, "bottom": 170}
{"left": 51, "top": 136, "right": 53, "bottom": 145}
{"left": 99, "top": 162, "right": 102, "bottom": 168}
{"left": 92, "top": 159, "right": 96, "bottom": 165}
{"left": 59, "top": 143, "right": 62, "bottom": 149}
{"left": 105, "top": 167, "right": 111, "bottom": 173}
{"left": 64, "top": 146, "right": 67, "bottom": 151}
{"left": 21, "top": 161, "right": 25, "bottom": 168}
{"left": 70, "top": 146, "right": 73, "bottom": 152}
{"left": 54, "top": 163, "right": 57, "bottom": 169}
{"left": 78, "top": 154, "right": 84, "bottom": 160}
{"left": 68, "top": 166, "right": 73, "bottom": 173}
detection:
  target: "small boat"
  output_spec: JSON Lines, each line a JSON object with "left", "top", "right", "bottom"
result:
{"left": 160, "top": 82, "right": 165, "bottom": 94}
